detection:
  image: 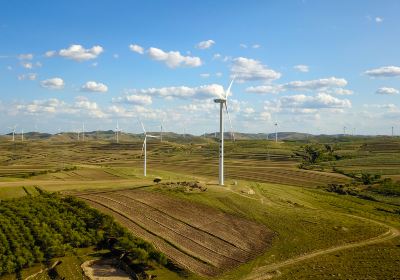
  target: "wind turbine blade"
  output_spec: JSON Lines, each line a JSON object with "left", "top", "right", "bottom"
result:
{"left": 139, "top": 120, "right": 146, "bottom": 134}
{"left": 225, "top": 76, "right": 236, "bottom": 100}
{"left": 147, "top": 135, "right": 160, "bottom": 138}
{"left": 225, "top": 103, "right": 235, "bottom": 141}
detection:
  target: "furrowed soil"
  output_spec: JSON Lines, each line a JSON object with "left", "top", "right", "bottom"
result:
{"left": 76, "top": 189, "right": 274, "bottom": 277}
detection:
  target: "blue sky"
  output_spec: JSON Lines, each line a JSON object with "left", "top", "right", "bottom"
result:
{"left": 1, "top": 0, "right": 399, "bottom": 135}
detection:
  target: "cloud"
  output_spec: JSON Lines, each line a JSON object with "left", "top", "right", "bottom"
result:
{"left": 284, "top": 77, "right": 347, "bottom": 90}
{"left": 200, "top": 73, "right": 210, "bottom": 78}
{"left": 364, "top": 66, "right": 400, "bottom": 78}
{"left": 18, "top": 73, "right": 37, "bottom": 81}
{"left": 376, "top": 87, "right": 399, "bottom": 95}
{"left": 147, "top": 47, "right": 202, "bottom": 68}
{"left": 213, "top": 53, "right": 221, "bottom": 60}
{"left": 40, "top": 77, "right": 65, "bottom": 90}
{"left": 59, "top": 44, "right": 103, "bottom": 61}
{"left": 125, "top": 84, "right": 225, "bottom": 100}
{"left": 329, "top": 88, "right": 353, "bottom": 95}
{"left": 293, "top": 64, "right": 309, "bottom": 72}
{"left": 246, "top": 85, "right": 282, "bottom": 94}
{"left": 44, "top": 50, "right": 56, "bottom": 57}
{"left": 196, "top": 40, "right": 215, "bottom": 49}
{"left": 18, "top": 53, "right": 33, "bottom": 60}
{"left": 15, "top": 98, "right": 66, "bottom": 114}
{"left": 113, "top": 94, "right": 152, "bottom": 106}
{"left": 252, "top": 44, "right": 261, "bottom": 49}
{"left": 129, "top": 44, "right": 144, "bottom": 54}
{"left": 375, "top": 17, "right": 383, "bottom": 23}
{"left": 21, "top": 62, "right": 33, "bottom": 69}
{"left": 230, "top": 57, "right": 281, "bottom": 82}
{"left": 239, "top": 43, "right": 248, "bottom": 49}
{"left": 279, "top": 93, "right": 351, "bottom": 109}
{"left": 246, "top": 77, "right": 348, "bottom": 94}
{"left": 81, "top": 81, "right": 108, "bottom": 93}
{"left": 73, "top": 96, "right": 107, "bottom": 118}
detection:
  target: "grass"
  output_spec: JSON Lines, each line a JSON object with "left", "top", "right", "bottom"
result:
{"left": 0, "top": 137, "right": 399, "bottom": 279}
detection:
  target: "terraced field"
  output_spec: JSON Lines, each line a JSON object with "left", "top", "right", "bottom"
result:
{"left": 77, "top": 189, "right": 274, "bottom": 277}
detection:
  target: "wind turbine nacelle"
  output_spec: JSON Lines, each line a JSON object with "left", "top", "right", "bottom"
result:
{"left": 214, "top": 98, "right": 226, "bottom": 104}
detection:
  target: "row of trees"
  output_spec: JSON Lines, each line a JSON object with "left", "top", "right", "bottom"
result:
{"left": 0, "top": 191, "right": 166, "bottom": 275}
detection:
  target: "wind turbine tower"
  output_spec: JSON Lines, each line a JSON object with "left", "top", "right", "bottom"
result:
{"left": 160, "top": 120, "right": 164, "bottom": 142}
{"left": 214, "top": 78, "right": 235, "bottom": 186}
{"left": 140, "top": 121, "right": 159, "bottom": 176}
{"left": 343, "top": 126, "right": 346, "bottom": 135}
{"left": 21, "top": 129, "right": 24, "bottom": 142}
{"left": 392, "top": 126, "right": 394, "bottom": 137}
{"left": 275, "top": 122, "right": 278, "bottom": 143}
{"left": 115, "top": 121, "right": 120, "bottom": 143}
{"left": 82, "top": 123, "right": 85, "bottom": 141}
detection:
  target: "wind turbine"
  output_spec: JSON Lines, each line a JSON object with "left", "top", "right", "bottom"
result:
{"left": 82, "top": 122, "right": 85, "bottom": 141}
{"left": 214, "top": 77, "right": 235, "bottom": 186}
{"left": 8, "top": 125, "right": 17, "bottom": 142}
{"left": 274, "top": 122, "right": 278, "bottom": 143}
{"left": 21, "top": 129, "right": 24, "bottom": 142}
{"left": 160, "top": 120, "right": 164, "bottom": 142}
{"left": 140, "top": 121, "right": 159, "bottom": 177}
{"left": 115, "top": 121, "right": 120, "bottom": 143}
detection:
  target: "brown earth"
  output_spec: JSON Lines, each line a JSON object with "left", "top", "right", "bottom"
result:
{"left": 77, "top": 189, "right": 274, "bottom": 277}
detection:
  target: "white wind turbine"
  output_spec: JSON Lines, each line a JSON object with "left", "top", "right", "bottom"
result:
{"left": 274, "top": 122, "right": 278, "bottom": 143}
{"left": 82, "top": 122, "right": 85, "bottom": 141}
{"left": 214, "top": 78, "right": 236, "bottom": 186}
{"left": 140, "top": 121, "right": 159, "bottom": 177}
{"left": 8, "top": 125, "right": 17, "bottom": 142}
{"left": 115, "top": 121, "right": 120, "bottom": 143}
{"left": 160, "top": 119, "right": 164, "bottom": 142}
{"left": 21, "top": 129, "right": 24, "bottom": 142}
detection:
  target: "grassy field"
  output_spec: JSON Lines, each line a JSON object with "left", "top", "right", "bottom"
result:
{"left": 0, "top": 137, "right": 399, "bottom": 279}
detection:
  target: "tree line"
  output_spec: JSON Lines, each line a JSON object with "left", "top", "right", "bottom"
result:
{"left": 0, "top": 190, "right": 166, "bottom": 276}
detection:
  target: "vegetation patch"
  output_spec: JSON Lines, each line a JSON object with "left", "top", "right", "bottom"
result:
{"left": 0, "top": 190, "right": 166, "bottom": 277}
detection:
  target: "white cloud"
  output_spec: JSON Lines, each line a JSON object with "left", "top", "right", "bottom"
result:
{"left": 44, "top": 50, "right": 56, "bottom": 57}
{"left": 213, "top": 53, "right": 221, "bottom": 60}
{"left": 59, "top": 44, "right": 103, "bottom": 61}
{"left": 73, "top": 96, "right": 107, "bottom": 118}
{"left": 147, "top": 47, "right": 202, "bottom": 68}
{"left": 81, "top": 81, "right": 108, "bottom": 93}
{"left": 196, "top": 40, "right": 215, "bottom": 49}
{"left": 230, "top": 57, "right": 281, "bottom": 82}
{"left": 279, "top": 93, "right": 351, "bottom": 109}
{"left": 216, "top": 72, "right": 223, "bottom": 77}
{"left": 113, "top": 94, "right": 152, "bottom": 106}
{"left": 364, "top": 66, "right": 400, "bottom": 78}
{"left": 246, "top": 77, "right": 348, "bottom": 94}
{"left": 293, "top": 64, "right": 309, "bottom": 73}
{"left": 125, "top": 84, "right": 225, "bottom": 100}
{"left": 18, "top": 53, "right": 33, "bottom": 60}
{"left": 330, "top": 88, "right": 354, "bottom": 95}
{"left": 200, "top": 73, "right": 210, "bottom": 78}
{"left": 375, "top": 17, "right": 383, "bottom": 23}
{"left": 40, "top": 77, "right": 65, "bottom": 90}
{"left": 113, "top": 54, "right": 119, "bottom": 59}
{"left": 252, "top": 44, "right": 261, "bottom": 49}
{"left": 15, "top": 98, "right": 66, "bottom": 114}
{"left": 376, "top": 87, "right": 399, "bottom": 95}
{"left": 239, "top": 43, "right": 248, "bottom": 49}
{"left": 246, "top": 85, "right": 282, "bottom": 94}
{"left": 284, "top": 77, "right": 347, "bottom": 90}
{"left": 129, "top": 44, "right": 144, "bottom": 54}
{"left": 21, "top": 62, "right": 33, "bottom": 69}
{"left": 18, "top": 73, "right": 37, "bottom": 81}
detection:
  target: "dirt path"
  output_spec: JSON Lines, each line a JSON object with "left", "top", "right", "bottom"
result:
{"left": 245, "top": 214, "right": 400, "bottom": 280}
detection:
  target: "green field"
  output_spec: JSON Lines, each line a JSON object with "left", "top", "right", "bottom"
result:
{"left": 0, "top": 136, "right": 399, "bottom": 279}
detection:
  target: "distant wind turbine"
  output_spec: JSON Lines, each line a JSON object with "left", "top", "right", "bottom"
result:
{"left": 274, "top": 122, "right": 278, "bottom": 143}
{"left": 21, "top": 129, "right": 24, "bottom": 142}
{"left": 140, "top": 121, "right": 159, "bottom": 177}
{"left": 214, "top": 77, "right": 236, "bottom": 185}
{"left": 8, "top": 125, "right": 17, "bottom": 142}
{"left": 115, "top": 121, "right": 120, "bottom": 143}
{"left": 82, "top": 122, "right": 85, "bottom": 141}
{"left": 160, "top": 120, "right": 164, "bottom": 142}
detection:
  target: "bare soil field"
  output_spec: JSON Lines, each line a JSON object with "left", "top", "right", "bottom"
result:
{"left": 77, "top": 189, "right": 274, "bottom": 277}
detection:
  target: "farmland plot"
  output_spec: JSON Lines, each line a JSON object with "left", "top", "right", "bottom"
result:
{"left": 77, "top": 189, "right": 274, "bottom": 277}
